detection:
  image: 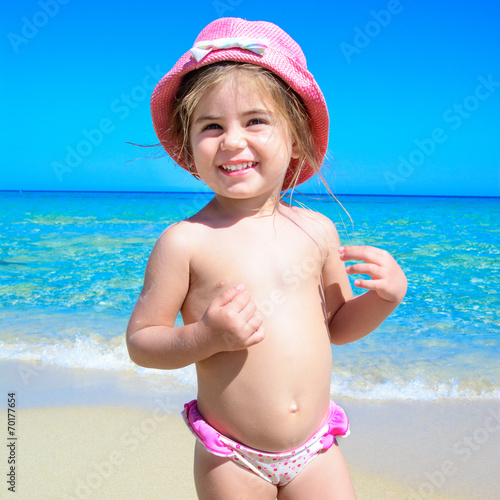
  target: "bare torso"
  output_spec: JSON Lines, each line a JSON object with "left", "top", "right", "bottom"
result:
{"left": 180, "top": 202, "right": 337, "bottom": 451}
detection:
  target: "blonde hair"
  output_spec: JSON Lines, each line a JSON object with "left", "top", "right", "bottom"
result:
{"left": 169, "top": 62, "right": 319, "bottom": 191}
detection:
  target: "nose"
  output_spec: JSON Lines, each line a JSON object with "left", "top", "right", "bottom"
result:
{"left": 220, "top": 124, "right": 247, "bottom": 151}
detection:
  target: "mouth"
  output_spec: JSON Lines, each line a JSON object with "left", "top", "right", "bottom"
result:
{"left": 219, "top": 161, "right": 258, "bottom": 174}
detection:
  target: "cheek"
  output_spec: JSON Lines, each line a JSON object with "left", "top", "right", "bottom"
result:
{"left": 255, "top": 130, "right": 273, "bottom": 145}
{"left": 257, "top": 130, "right": 293, "bottom": 154}
{"left": 191, "top": 137, "right": 213, "bottom": 161}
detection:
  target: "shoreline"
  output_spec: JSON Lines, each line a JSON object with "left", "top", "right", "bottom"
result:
{"left": 1, "top": 361, "right": 499, "bottom": 499}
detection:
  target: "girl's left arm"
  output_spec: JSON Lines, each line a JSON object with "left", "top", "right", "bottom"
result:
{"left": 320, "top": 219, "right": 407, "bottom": 345}
{"left": 328, "top": 245, "right": 407, "bottom": 345}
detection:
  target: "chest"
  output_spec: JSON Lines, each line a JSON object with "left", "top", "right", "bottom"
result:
{"left": 190, "top": 221, "right": 324, "bottom": 291}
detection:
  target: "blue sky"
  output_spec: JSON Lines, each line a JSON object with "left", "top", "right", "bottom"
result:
{"left": 1, "top": 0, "right": 499, "bottom": 196}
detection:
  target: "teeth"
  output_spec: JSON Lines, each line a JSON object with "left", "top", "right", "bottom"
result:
{"left": 220, "top": 161, "right": 256, "bottom": 172}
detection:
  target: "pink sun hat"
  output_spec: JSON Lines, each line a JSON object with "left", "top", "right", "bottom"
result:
{"left": 150, "top": 17, "right": 329, "bottom": 189}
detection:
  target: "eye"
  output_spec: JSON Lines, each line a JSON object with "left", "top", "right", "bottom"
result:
{"left": 202, "top": 123, "right": 222, "bottom": 131}
{"left": 247, "top": 118, "right": 267, "bottom": 127}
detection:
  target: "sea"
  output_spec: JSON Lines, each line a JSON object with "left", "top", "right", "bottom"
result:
{"left": 1, "top": 191, "right": 499, "bottom": 402}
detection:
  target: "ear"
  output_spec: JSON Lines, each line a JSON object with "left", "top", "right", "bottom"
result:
{"left": 291, "top": 141, "right": 300, "bottom": 160}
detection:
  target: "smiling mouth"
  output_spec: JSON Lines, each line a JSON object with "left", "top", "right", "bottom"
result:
{"left": 219, "top": 161, "right": 258, "bottom": 172}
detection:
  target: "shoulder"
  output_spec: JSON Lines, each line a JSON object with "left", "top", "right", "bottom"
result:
{"left": 148, "top": 220, "right": 200, "bottom": 267}
{"left": 156, "top": 220, "right": 196, "bottom": 247}
{"left": 140, "top": 221, "right": 199, "bottom": 292}
{"left": 152, "top": 198, "right": 223, "bottom": 260}
{"left": 287, "top": 205, "right": 341, "bottom": 247}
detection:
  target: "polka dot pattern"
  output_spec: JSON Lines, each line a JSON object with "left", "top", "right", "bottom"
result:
{"left": 183, "top": 400, "right": 350, "bottom": 486}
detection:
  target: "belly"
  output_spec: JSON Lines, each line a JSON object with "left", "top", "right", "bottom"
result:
{"left": 195, "top": 297, "right": 333, "bottom": 452}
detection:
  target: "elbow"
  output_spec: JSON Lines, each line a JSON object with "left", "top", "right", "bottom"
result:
{"left": 328, "top": 320, "right": 347, "bottom": 346}
{"left": 328, "top": 323, "right": 353, "bottom": 346}
{"left": 126, "top": 332, "right": 182, "bottom": 370}
{"left": 126, "top": 344, "right": 161, "bottom": 369}
{"left": 330, "top": 335, "right": 349, "bottom": 346}
{"left": 126, "top": 331, "right": 154, "bottom": 368}
{"left": 126, "top": 335, "right": 147, "bottom": 367}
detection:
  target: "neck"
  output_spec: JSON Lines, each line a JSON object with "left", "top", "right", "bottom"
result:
{"left": 211, "top": 192, "right": 283, "bottom": 220}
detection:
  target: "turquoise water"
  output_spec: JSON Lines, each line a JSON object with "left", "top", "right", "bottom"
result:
{"left": 1, "top": 191, "right": 499, "bottom": 400}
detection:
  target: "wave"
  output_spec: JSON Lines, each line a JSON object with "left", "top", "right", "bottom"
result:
{"left": 330, "top": 373, "right": 499, "bottom": 401}
{"left": 1, "top": 336, "right": 498, "bottom": 402}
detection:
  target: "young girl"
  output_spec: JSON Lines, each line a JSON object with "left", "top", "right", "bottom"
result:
{"left": 127, "top": 17, "right": 407, "bottom": 499}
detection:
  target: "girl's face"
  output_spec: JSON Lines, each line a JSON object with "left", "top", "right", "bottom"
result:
{"left": 189, "top": 77, "right": 299, "bottom": 205}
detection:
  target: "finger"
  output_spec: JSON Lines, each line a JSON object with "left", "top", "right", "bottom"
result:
{"left": 339, "top": 245, "right": 376, "bottom": 261}
{"left": 245, "top": 311, "right": 263, "bottom": 333}
{"left": 345, "top": 263, "right": 382, "bottom": 278}
{"left": 339, "top": 246, "right": 387, "bottom": 265}
{"left": 352, "top": 278, "right": 381, "bottom": 291}
{"left": 225, "top": 288, "right": 252, "bottom": 313}
{"left": 213, "top": 284, "right": 246, "bottom": 308}
{"left": 246, "top": 325, "right": 265, "bottom": 347}
{"left": 238, "top": 299, "right": 258, "bottom": 323}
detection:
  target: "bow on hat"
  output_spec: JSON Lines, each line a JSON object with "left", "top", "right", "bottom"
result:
{"left": 190, "top": 37, "right": 268, "bottom": 62}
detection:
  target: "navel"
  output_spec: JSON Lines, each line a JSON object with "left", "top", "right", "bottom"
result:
{"left": 289, "top": 403, "right": 298, "bottom": 413}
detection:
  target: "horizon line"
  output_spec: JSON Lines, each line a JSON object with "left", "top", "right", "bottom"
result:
{"left": 1, "top": 190, "right": 499, "bottom": 200}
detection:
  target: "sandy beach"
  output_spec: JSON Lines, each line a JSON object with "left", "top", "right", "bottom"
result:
{"left": 2, "top": 361, "right": 499, "bottom": 499}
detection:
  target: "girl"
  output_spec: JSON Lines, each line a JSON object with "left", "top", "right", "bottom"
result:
{"left": 127, "top": 17, "right": 407, "bottom": 499}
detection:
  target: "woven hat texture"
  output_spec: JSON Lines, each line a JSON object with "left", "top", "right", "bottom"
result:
{"left": 150, "top": 17, "right": 329, "bottom": 188}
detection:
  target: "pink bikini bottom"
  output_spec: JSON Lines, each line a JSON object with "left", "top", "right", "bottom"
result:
{"left": 182, "top": 399, "right": 350, "bottom": 486}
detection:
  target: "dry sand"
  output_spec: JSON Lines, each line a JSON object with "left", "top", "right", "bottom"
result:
{"left": 1, "top": 361, "right": 498, "bottom": 499}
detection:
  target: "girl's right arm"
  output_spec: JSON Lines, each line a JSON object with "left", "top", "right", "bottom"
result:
{"left": 126, "top": 224, "right": 264, "bottom": 370}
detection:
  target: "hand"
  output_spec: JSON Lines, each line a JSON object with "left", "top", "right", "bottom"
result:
{"left": 199, "top": 284, "right": 265, "bottom": 352}
{"left": 339, "top": 245, "right": 407, "bottom": 303}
